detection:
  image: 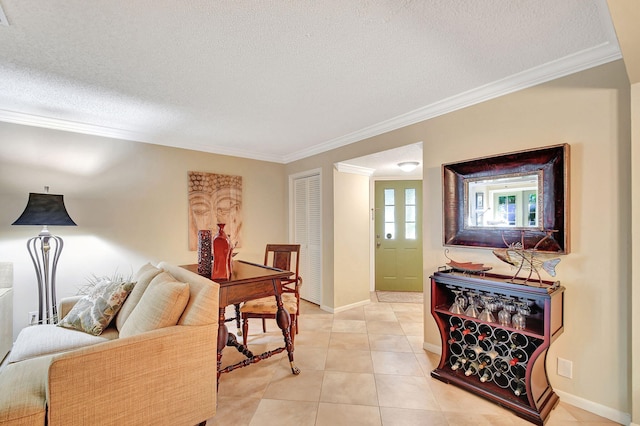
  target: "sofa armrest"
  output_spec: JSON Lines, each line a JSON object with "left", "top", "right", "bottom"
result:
{"left": 46, "top": 324, "right": 218, "bottom": 426}
{"left": 57, "top": 296, "right": 83, "bottom": 320}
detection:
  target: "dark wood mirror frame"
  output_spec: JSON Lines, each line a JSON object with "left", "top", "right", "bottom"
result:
{"left": 442, "top": 144, "right": 569, "bottom": 253}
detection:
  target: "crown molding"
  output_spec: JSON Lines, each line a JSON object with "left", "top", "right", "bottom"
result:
{"left": 283, "top": 41, "right": 622, "bottom": 164}
{"left": 0, "top": 109, "right": 149, "bottom": 142}
{"left": 0, "top": 109, "right": 284, "bottom": 163}
{"left": 0, "top": 41, "right": 622, "bottom": 165}
{"left": 334, "top": 162, "right": 375, "bottom": 176}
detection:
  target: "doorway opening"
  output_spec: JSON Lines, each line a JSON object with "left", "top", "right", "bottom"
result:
{"left": 336, "top": 142, "right": 424, "bottom": 294}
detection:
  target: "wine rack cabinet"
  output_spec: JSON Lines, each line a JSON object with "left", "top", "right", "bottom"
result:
{"left": 430, "top": 269, "right": 564, "bottom": 425}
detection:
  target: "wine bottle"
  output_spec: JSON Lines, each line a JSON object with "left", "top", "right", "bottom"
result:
{"left": 493, "top": 328, "right": 510, "bottom": 344}
{"left": 450, "top": 355, "right": 463, "bottom": 371}
{"left": 477, "top": 350, "right": 498, "bottom": 369}
{"left": 449, "top": 316, "right": 463, "bottom": 331}
{"left": 510, "top": 347, "right": 529, "bottom": 364}
{"left": 477, "top": 323, "right": 493, "bottom": 341}
{"left": 463, "top": 332, "right": 478, "bottom": 346}
{"left": 448, "top": 329, "right": 463, "bottom": 344}
{"left": 462, "top": 319, "right": 478, "bottom": 334}
{"left": 493, "top": 342, "right": 510, "bottom": 357}
{"left": 509, "top": 332, "right": 529, "bottom": 349}
{"left": 492, "top": 370, "right": 510, "bottom": 388}
{"left": 464, "top": 361, "right": 479, "bottom": 377}
{"left": 493, "top": 357, "right": 510, "bottom": 374}
{"left": 510, "top": 378, "right": 526, "bottom": 396}
{"left": 463, "top": 345, "right": 482, "bottom": 362}
{"left": 510, "top": 363, "right": 526, "bottom": 380}
{"left": 478, "top": 338, "right": 493, "bottom": 352}
{"left": 479, "top": 367, "right": 493, "bottom": 383}
{"left": 450, "top": 342, "right": 465, "bottom": 356}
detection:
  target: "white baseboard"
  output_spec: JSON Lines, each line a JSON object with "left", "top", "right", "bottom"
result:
{"left": 320, "top": 299, "right": 371, "bottom": 314}
{"left": 423, "top": 341, "right": 442, "bottom": 355}
{"left": 555, "top": 390, "right": 631, "bottom": 425}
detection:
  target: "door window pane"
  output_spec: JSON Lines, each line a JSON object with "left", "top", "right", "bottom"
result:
{"left": 405, "top": 205, "right": 416, "bottom": 222}
{"left": 406, "top": 223, "right": 416, "bottom": 239}
{"left": 384, "top": 188, "right": 395, "bottom": 239}
{"left": 385, "top": 206, "right": 395, "bottom": 222}
{"left": 405, "top": 188, "right": 417, "bottom": 240}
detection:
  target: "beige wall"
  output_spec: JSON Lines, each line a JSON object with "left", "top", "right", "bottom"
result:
{"left": 420, "top": 61, "right": 631, "bottom": 417}
{"left": 603, "top": 3, "right": 639, "bottom": 423}
{"left": 0, "top": 123, "right": 287, "bottom": 338}
{"left": 631, "top": 81, "right": 640, "bottom": 425}
{"left": 333, "top": 169, "right": 370, "bottom": 308}
{"left": 288, "top": 60, "right": 632, "bottom": 419}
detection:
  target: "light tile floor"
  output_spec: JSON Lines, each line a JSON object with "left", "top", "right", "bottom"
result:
{"left": 207, "top": 294, "right": 620, "bottom": 426}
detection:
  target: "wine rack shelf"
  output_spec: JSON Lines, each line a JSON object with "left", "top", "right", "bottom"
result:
{"left": 430, "top": 269, "right": 564, "bottom": 425}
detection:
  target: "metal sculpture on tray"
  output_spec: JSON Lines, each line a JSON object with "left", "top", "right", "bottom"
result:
{"left": 444, "top": 249, "right": 492, "bottom": 275}
{"left": 492, "top": 230, "right": 561, "bottom": 284}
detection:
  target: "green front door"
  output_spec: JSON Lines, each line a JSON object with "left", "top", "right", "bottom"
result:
{"left": 374, "top": 180, "right": 423, "bottom": 292}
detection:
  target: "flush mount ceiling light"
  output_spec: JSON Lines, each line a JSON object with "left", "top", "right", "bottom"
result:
{"left": 397, "top": 161, "right": 419, "bottom": 172}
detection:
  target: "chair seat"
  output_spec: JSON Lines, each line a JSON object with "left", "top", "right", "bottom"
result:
{"left": 240, "top": 293, "right": 298, "bottom": 315}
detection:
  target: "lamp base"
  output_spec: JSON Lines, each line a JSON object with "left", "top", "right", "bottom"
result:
{"left": 26, "top": 233, "right": 64, "bottom": 324}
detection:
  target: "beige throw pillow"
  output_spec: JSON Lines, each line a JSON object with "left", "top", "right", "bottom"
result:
{"left": 119, "top": 277, "right": 190, "bottom": 338}
{"left": 115, "top": 263, "right": 162, "bottom": 331}
{"left": 58, "top": 277, "right": 135, "bottom": 336}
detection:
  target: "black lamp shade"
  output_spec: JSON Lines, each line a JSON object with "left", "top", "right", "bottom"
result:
{"left": 12, "top": 193, "right": 77, "bottom": 226}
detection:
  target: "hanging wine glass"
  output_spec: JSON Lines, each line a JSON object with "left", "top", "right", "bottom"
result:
{"left": 478, "top": 293, "right": 496, "bottom": 323}
{"left": 512, "top": 299, "right": 531, "bottom": 330}
{"left": 449, "top": 287, "right": 467, "bottom": 315}
{"left": 465, "top": 291, "right": 481, "bottom": 318}
{"left": 498, "top": 296, "right": 515, "bottom": 327}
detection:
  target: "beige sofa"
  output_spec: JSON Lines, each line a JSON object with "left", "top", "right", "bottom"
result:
{"left": 0, "top": 261, "right": 219, "bottom": 426}
{"left": 0, "top": 263, "right": 12, "bottom": 363}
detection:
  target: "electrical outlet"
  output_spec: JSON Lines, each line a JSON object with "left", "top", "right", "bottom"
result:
{"left": 557, "top": 357, "right": 573, "bottom": 378}
{"left": 28, "top": 311, "right": 38, "bottom": 326}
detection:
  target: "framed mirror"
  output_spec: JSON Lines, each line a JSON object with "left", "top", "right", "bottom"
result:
{"left": 442, "top": 144, "right": 569, "bottom": 253}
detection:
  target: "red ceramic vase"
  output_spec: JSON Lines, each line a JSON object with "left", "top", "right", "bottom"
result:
{"left": 212, "top": 223, "right": 232, "bottom": 280}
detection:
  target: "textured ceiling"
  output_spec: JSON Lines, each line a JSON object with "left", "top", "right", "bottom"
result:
{"left": 0, "top": 1, "right": 621, "bottom": 164}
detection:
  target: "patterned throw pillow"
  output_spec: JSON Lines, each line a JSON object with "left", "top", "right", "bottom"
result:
{"left": 58, "top": 277, "right": 136, "bottom": 335}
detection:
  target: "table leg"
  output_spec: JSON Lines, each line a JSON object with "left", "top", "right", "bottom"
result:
{"left": 273, "top": 280, "right": 300, "bottom": 375}
{"left": 226, "top": 332, "right": 254, "bottom": 358}
{"left": 234, "top": 303, "right": 242, "bottom": 336}
{"left": 217, "top": 307, "right": 228, "bottom": 386}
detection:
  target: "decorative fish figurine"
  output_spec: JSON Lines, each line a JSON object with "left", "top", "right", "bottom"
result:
{"left": 493, "top": 241, "right": 561, "bottom": 284}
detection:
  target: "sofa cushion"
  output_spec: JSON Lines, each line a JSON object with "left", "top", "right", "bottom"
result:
{"left": 6, "top": 325, "right": 118, "bottom": 364}
{"left": 58, "top": 277, "right": 135, "bottom": 336}
{"left": 119, "top": 275, "right": 190, "bottom": 338}
{"left": 0, "top": 355, "right": 52, "bottom": 425}
{"left": 158, "top": 261, "right": 219, "bottom": 326}
{"left": 115, "top": 262, "right": 162, "bottom": 331}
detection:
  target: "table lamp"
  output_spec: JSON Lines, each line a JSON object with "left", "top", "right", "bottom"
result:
{"left": 12, "top": 187, "right": 77, "bottom": 324}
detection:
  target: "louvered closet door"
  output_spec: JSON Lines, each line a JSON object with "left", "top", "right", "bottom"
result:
{"left": 293, "top": 173, "right": 321, "bottom": 305}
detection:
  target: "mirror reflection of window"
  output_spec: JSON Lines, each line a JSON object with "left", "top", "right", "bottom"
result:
{"left": 526, "top": 192, "right": 537, "bottom": 226}
{"left": 466, "top": 172, "right": 541, "bottom": 229}
{"left": 497, "top": 195, "right": 516, "bottom": 226}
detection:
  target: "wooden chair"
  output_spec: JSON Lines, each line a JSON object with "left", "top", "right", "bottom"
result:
{"left": 240, "top": 244, "right": 302, "bottom": 346}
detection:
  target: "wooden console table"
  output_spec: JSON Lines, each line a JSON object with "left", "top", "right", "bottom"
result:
{"left": 182, "top": 260, "right": 300, "bottom": 383}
